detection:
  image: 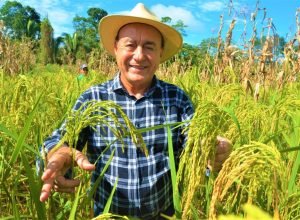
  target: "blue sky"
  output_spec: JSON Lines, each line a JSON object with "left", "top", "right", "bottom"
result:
{"left": 1, "top": 0, "right": 299, "bottom": 45}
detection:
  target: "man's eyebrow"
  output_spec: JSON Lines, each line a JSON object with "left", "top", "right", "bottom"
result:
{"left": 144, "top": 41, "right": 157, "bottom": 46}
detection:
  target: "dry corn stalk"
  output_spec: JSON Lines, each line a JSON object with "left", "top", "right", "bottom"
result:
{"left": 254, "top": 82, "right": 260, "bottom": 101}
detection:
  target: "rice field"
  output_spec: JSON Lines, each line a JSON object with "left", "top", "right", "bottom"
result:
{"left": 0, "top": 59, "right": 299, "bottom": 219}
{"left": 1, "top": 3, "right": 300, "bottom": 218}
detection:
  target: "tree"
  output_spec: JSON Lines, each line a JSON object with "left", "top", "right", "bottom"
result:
{"left": 161, "top": 16, "right": 187, "bottom": 37}
{"left": 0, "top": 1, "right": 41, "bottom": 39}
{"left": 199, "top": 37, "right": 219, "bottom": 56}
{"left": 73, "top": 7, "right": 108, "bottom": 53}
{"left": 254, "top": 35, "right": 286, "bottom": 58}
{"left": 62, "top": 32, "right": 80, "bottom": 64}
{"left": 40, "top": 18, "right": 54, "bottom": 65}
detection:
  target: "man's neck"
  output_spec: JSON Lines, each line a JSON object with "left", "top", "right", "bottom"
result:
{"left": 123, "top": 82, "right": 150, "bottom": 99}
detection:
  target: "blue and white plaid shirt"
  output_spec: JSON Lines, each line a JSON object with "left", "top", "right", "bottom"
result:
{"left": 43, "top": 73, "right": 194, "bottom": 219}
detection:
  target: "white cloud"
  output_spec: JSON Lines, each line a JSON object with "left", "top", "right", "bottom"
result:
{"left": 200, "top": 1, "right": 225, "bottom": 12}
{"left": 48, "top": 9, "right": 75, "bottom": 36}
{"left": 20, "top": 0, "right": 75, "bottom": 37}
{"left": 151, "top": 4, "right": 204, "bottom": 32}
{"left": 151, "top": 4, "right": 193, "bottom": 24}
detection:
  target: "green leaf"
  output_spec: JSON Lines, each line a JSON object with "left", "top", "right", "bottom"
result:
{"left": 69, "top": 183, "right": 82, "bottom": 220}
{"left": 9, "top": 93, "right": 42, "bottom": 165}
{"left": 167, "top": 126, "right": 182, "bottom": 218}
{"left": 103, "top": 177, "right": 119, "bottom": 214}
{"left": 20, "top": 153, "right": 46, "bottom": 219}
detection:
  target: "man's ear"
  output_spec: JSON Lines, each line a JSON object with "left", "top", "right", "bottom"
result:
{"left": 114, "top": 40, "right": 118, "bottom": 55}
{"left": 160, "top": 48, "right": 163, "bottom": 58}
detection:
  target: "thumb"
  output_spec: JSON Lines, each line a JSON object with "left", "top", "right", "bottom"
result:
{"left": 75, "top": 151, "right": 95, "bottom": 171}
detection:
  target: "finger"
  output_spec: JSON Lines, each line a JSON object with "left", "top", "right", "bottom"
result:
{"left": 216, "top": 136, "right": 232, "bottom": 154}
{"left": 42, "top": 155, "right": 67, "bottom": 181}
{"left": 213, "top": 161, "right": 223, "bottom": 172}
{"left": 215, "top": 151, "right": 231, "bottom": 163}
{"left": 41, "top": 167, "right": 54, "bottom": 181}
{"left": 55, "top": 175, "right": 80, "bottom": 188}
{"left": 75, "top": 152, "right": 95, "bottom": 171}
{"left": 53, "top": 184, "right": 76, "bottom": 193}
{"left": 40, "top": 178, "right": 54, "bottom": 202}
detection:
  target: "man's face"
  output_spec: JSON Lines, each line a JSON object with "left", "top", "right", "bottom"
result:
{"left": 114, "top": 23, "right": 163, "bottom": 89}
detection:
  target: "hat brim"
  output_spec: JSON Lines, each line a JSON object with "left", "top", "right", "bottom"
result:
{"left": 99, "top": 15, "right": 183, "bottom": 63}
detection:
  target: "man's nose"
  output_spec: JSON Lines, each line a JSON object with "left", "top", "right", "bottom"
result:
{"left": 133, "top": 46, "right": 145, "bottom": 61}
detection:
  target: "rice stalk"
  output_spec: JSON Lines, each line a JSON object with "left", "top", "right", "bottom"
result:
{"left": 177, "top": 102, "right": 232, "bottom": 219}
{"left": 218, "top": 203, "right": 272, "bottom": 220}
{"left": 103, "top": 177, "right": 119, "bottom": 214}
{"left": 280, "top": 192, "right": 300, "bottom": 219}
{"left": 49, "top": 100, "right": 147, "bottom": 158}
{"left": 167, "top": 125, "right": 182, "bottom": 218}
{"left": 68, "top": 183, "right": 82, "bottom": 220}
{"left": 20, "top": 153, "right": 46, "bottom": 219}
{"left": 209, "top": 141, "right": 286, "bottom": 219}
{"left": 92, "top": 213, "right": 130, "bottom": 220}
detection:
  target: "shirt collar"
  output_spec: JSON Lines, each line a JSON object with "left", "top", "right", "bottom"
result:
{"left": 110, "top": 72, "right": 162, "bottom": 97}
{"left": 111, "top": 72, "right": 123, "bottom": 92}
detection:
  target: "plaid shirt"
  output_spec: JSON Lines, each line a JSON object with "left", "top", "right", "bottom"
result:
{"left": 43, "top": 73, "right": 194, "bottom": 219}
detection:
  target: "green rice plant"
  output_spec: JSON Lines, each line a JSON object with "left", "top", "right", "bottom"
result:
{"left": 20, "top": 153, "right": 46, "bottom": 219}
{"left": 167, "top": 125, "right": 182, "bottom": 219}
{"left": 68, "top": 183, "right": 82, "bottom": 220}
{"left": 87, "top": 148, "right": 116, "bottom": 202}
{"left": 92, "top": 213, "right": 130, "bottom": 220}
{"left": 282, "top": 111, "right": 300, "bottom": 195}
{"left": 103, "top": 177, "right": 119, "bottom": 214}
{"left": 39, "top": 99, "right": 148, "bottom": 219}
{"left": 209, "top": 142, "right": 286, "bottom": 219}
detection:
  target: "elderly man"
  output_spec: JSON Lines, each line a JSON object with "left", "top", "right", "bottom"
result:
{"left": 39, "top": 3, "right": 231, "bottom": 219}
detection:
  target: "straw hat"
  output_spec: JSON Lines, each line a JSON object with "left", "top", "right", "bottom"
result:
{"left": 99, "top": 3, "right": 183, "bottom": 63}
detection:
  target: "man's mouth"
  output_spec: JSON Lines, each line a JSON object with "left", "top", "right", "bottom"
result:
{"left": 129, "top": 64, "right": 146, "bottom": 70}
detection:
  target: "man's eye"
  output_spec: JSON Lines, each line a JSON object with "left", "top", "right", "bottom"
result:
{"left": 126, "top": 44, "right": 135, "bottom": 48}
{"left": 145, "top": 46, "right": 154, "bottom": 51}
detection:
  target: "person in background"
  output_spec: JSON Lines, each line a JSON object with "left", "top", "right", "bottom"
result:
{"left": 39, "top": 3, "right": 232, "bottom": 219}
{"left": 77, "top": 63, "right": 88, "bottom": 81}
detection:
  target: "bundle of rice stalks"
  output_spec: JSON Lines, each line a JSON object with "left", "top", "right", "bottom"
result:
{"left": 177, "top": 102, "right": 233, "bottom": 219}
{"left": 209, "top": 142, "right": 286, "bottom": 219}
{"left": 49, "top": 100, "right": 147, "bottom": 158}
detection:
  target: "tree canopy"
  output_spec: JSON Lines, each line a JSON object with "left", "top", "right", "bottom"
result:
{"left": 0, "top": 1, "right": 41, "bottom": 39}
{"left": 73, "top": 8, "right": 108, "bottom": 51}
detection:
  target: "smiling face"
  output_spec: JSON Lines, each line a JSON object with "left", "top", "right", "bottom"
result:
{"left": 114, "top": 23, "right": 163, "bottom": 94}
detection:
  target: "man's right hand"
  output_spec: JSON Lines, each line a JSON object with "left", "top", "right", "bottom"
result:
{"left": 39, "top": 146, "right": 95, "bottom": 202}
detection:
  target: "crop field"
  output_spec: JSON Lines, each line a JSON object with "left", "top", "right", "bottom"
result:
{"left": 0, "top": 60, "right": 299, "bottom": 219}
{"left": 1, "top": 1, "right": 300, "bottom": 219}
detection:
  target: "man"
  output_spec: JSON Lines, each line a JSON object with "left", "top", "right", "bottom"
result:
{"left": 77, "top": 63, "right": 88, "bottom": 81}
{"left": 39, "top": 3, "right": 231, "bottom": 219}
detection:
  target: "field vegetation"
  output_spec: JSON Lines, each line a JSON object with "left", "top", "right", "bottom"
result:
{"left": 1, "top": 0, "right": 300, "bottom": 219}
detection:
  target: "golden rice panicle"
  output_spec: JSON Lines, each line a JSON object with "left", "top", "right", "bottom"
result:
{"left": 280, "top": 192, "right": 300, "bottom": 219}
{"left": 209, "top": 141, "right": 286, "bottom": 219}
{"left": 178, "top": 102, "right": 231, "bottom": 219}
{"left": 53, "top": 100, "right": 147, "bottom": 156}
